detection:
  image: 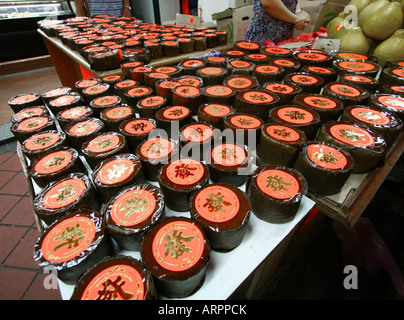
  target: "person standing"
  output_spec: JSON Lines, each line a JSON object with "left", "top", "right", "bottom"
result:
{"left": 74, "top": 0, "right": 132, "bottom": 17}
{"left": 245, "top": 0, "right": 310, "bottom": 45}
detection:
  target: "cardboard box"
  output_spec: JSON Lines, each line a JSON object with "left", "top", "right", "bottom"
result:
{"left": 314, "top": 0, "right": 350, "bottom": 31}
{"left": 212, "top": 5, "right": 253, "bottom": 43}
{"left": 175, "top": 13, "right": 201, "bottom": 28}
{"left": 228, "top": 0, "right": 253, "bottom": 8}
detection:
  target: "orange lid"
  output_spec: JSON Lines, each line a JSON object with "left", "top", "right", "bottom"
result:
{"left": 96, "top": 158, "right": 135, "bottom": 185}
{"left": 41, "top": 215, "right": 95, "bottom": 263}
{"left": 34, "top": 150, "right": 73, "bottom": 174}
{"left": 87, "top": 134, "right": 120, "bottom": 153}
{"left": 378, "top": 96, "right": 404, "bottom": 110}
{"left": 266, "top": 125, "right": 300, "bottom": 142}
{"left": 257, "top": 169, "right": 299, "bottom": 199}
{"left": 230, "top": 115, "right": 261, "bottom": 129}
{"left": 307, "top": 144, "right": 347, "bottom": 170}
{"left": 140, "top": 137, "right": 172, "bottom": 159}
{"left": 24, "top": 132, "right": 60, "bottom": 151}
{"left": 203, "top": 104, "right": 231, "bottom": 117}
{"left": 123, "top": 119, "right": 154, "bottom": 135}
{"left": 330, "top": 123, "right": 375, "bottom": 147}
{"left": 243, "top": 90, "right": 274, "bottom": 103}
{"left": 329, "top": 84, "right": 361, "bottom": 97}
{"left": 165, "top": 158, "right": 205, "bottom": 186}
{"left": 303, "top": 96, "right": 337, "bottom": 109}
{"left": 17, "top": 117, "right": 49, "bottom": 132}
{"left": 194, "top": 185, "right": 240, "bottom": 222}
{"left": 151, "top": 220, "right": 205, "bottom": 272}
{"left": 105, "top": 106, "right": 132, "bottom": 119}
{"left": 211, "top": 144, "right": 246, "bottom": 167}
{"left": 182, "top": 124, "right": 213, "bottom": 142}
{"left": 42, "top": 178, "right": 86, "bottom": 209}
{"left": 277, "top": 106, "right": 314, "bottom": 124}
{"left": 162, "top": 106, "right": 190, "bottom": 120}
{"left": 69, "top": 120, "right": 99, "bottom": 136}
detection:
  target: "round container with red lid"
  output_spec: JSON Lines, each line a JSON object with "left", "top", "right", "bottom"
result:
{"left": 201, "top": 84, "right": 237, "bottom": 106}
{"left": 300, "top": 65, "right": 337, "bottom": 84}
{"left": 156, "top": 106, "right": 192, "bottom": 138}
{"left": 34, "top": 207, "right": 112, "bottom": 284}
{"left": 256, "top": 123, "right": 307, "bottom": 167}
{"left": 293, "top": 93, "right": 344, "bottom": 124}
{"left": 316, "top": 121, "right": 387, "bottom": 173}
{"left": 65, "top": 117, "right": 105, "bottom": 150}
{"left": 379, "top": 67, "right": 404, "bottom": 87}
{"left": 247, "top": 165, "right": 308, "bottom": 223}
{"left": 208, "top": 142, "right": 252, "bottom": 187}
{"left": 196, "top": 66, "right": 228, "bottom": 86}
{"left": 21, "top": 130, "right": 67, "bottom": 160}
{"left": 157, "top": 157, "right": 210, "bottom": 212}
{"left": 293, "top": 141, "right": 354, "bottom": 195}
{"left": 190, "top": 183, "right": 251, "bottom": 251}
{"left": 293, "top": 49, "right": 333, "bottom": 67}
{"left": 71, "top": 255, "right": 156, "bottom": 300}
{"left": 284, "top": 72, "right": 324, "bottom": 94}
{"left": 268, "top": 105, "right": 321, "bottom": 140}
{"left": 368, "top": 93, "right": 404, "bottom": 121}
{"left": 11, "top": 105, "right": 49, "bottom": 124}
{"left": 135, "top": 137, "right": 180, "bottom": 181}
{"left": 41, "top": 86, "right": 72, "bottom": 105}
{"left": 178, "top": 59, "right": 206, "bottom": 76}
{"left": 339, "top": 74, "right": 379, "bottom": 92}
{"left": 341, "top": 105, "right": 403, "bottom": 146}
{"left": 10, "top": 115, "right": 56, "bottom": 143}
{"left": 119, "top": 117, "right": 156, "bottom": 153}
{"left": 28, "top": 146, "right": 85, "bottom": 188}
{"left": 180, "top": 122, "right": 217, "bottom": 161}
{"left": 82, "top": 131, "right": 129, "bottom": 169}
{"left": 323, "top": 81, "right": 370, "bottom": 108}
{"left": 140, "top": 216, "right": 210, "bottom": 298}
{"left": 252, "top": 64, "right": 285, "bottom": 85}
{"left": 263, "top": 81, "right": 302, "bottom": 105}
{"left": 233, "top": 40, "right": 261, "bottom": 54}
{"left": 223, "top": 74, "right": 259, "bottom": 92}
{"left": 137, "top": 95, "right": 167, "bottom": 119}
{"left": 89, "top": 94, "right": 122, "bottom": 117}
{"left": 8, "top": 92, "right": 43, "bottom": 113}
{"left": 172, "top": 85, "right": 202, "bottom": 116}
{"left": 197, "top": 103, "right": 234, "bottom": 130}
{"left": 332, "top": 59, "right": 381, "bottom": 78}
{"left": 92, "top": 153, "right": 145, "bottom": 203}
{"left": 234, "top": 88, "right": 280, "bottom": 121}
{"left": 82, "top": 83, "right": 111, "bottom": 104}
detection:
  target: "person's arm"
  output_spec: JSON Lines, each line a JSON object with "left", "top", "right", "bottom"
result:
{"left": 260, "top": 0, "right": 310, "bottom": 29}
{"left": 74, "top": 0, "right": 86, "bottom": 17}
{"left": 122, "top": 0, "right": 132, "bottom": 17}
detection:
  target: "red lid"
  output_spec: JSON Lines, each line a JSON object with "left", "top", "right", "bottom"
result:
{"left": 87, "top": 134, "right": 120, "bottom": 153}
{"left": 41, "top": 215, "right": 96, "bottom": 262}
{"left": 79, "top": 263, "right": 145, "bottom": 300}
{"left": 155, "top": 66, "right": 178, "bottom": 74}
{"left": 124, "top": 119, "right": 154, "bottom": 135}
{"left": 243, "top": 90, "right": 274, "bottom": 103}
{"left": 61, "top": 107, "right": 88, "bottom": 119}
{"left": 127, "top": 87, "right": 151, "bottom": 97}
{"left": 236, "top": 41, "right": 260, "bottom": 50}
{"left": 103, "top": 75, "right": 122, "bottom": 81}
{"left": 391, "top": 86, "right": 404, "bottom": 93}
{"left": 266, "top": 125, "right": 300, "bottom": 142}
{"left": 84, "top": 84, "right": 108, "bottom": 94}
{"left": 177, "top": 77, "right": 201, "bottom": 87}
{"left": 165, "top": 158, "right": 205, "bottom": 185}
{"left": 162, "top": 106, "right": 190, "bottom": 120}
{"left": 330, "top": 123, "right": 375, "bottom": 147}
{"left": 211, "top": 144, "right": 246, "bottom": 167}
{"left": 43, "top": 87, "right": 70, "bottom": 97}
{"left": 297, "top": 52, "right": 328, "bottom": 61}
{"left": 273, "top": 59, "right": 295, "bottom": 66}
{"left": 277, "top": 106, "right": 314, "bottom": 124}
{"left": 392, "top": 68, "right": 404, "bottom": 78}
{"left": 140, "top": 96, "right": 165, "bottom": 108}
{"left": 69, "top": 120, "right": 99, "bottom": 136}
{"left": 96, "top": 158, "right": 135, "bottom": 185}
{"left": 203, "top": 104, "right": 231, "bottom": 117}
{"left": 115, "top": 80, "right": 138, "bottom": 88}
{"left": 265, "top": 83, "right": 294, "bottom": 94}
{"left": 158, "top": 81, "right": 181, "bottom": 89}
{"left": 350, "top": 107, "right": 390, "bottom": 125}
{"left": 230, "top": 115, "right": 261, "bottom": 129}
{"left": 303, "top": 96, "right": 338, "bottom": 109}
{"left": 205, "top": 85, "right": 233, "bottom": 96}
{"left": 255, "top": 65, "right": 280, "bottom": 73}
{"left": 174, "top": 86, "right": 200, "bottom": 97}
{"left": 194, "top": 185, "right": 240, "bottom": 222}
{"left": 337, "top": 52, "right": 369, "bottom": 60}
{"left": 229, "top": 60, "right": 251, "bottom": 68}
{"left": 378, "top": 96, "right": 404, "bottom": 110}
{"left": 105, "top": 106, "right": 132, "bottom": 119}
{"left": 151, "top": 220, "right": 205, "bottom": 272}
{"left": 329, "top": 84, "right": 361, "bottom": 97}
{"left": 306, "top": 66, "right": 332, "bottom": 74}
{"left": 338, "top": 61, "right": 375, "bottom": 72}
{"left": 182, "top": 60, "right": 204, "bottom": 68}
{"left": 42, "top": 178, "right": 86, "bottom": 210}
{"left": 226, "top": 77, "right": 253, "bottom": 90}
{"left": 15, "top": 107, "right": 45, "bottom": 121}
{"left": 77, "top": 79, "right": 99, "bottom": 88}
{"left": 92, "top": 95, "right": 119, "bottom": 106}
{"left": 182, "top": 123, "right": 213, "bottom": 142}
{"left": 256, "top": 169, "right": 299, "bottom": 199}
{"left": 17, "top": 117, "right": 49, "bottom": 132}
{"left": 290, "top": 74, "right": 319, "bottom": 85}
{"left": 24, "top": 132, "right": 60, "bottom": 151}
{"left": 140, "top": 137, "right": 172, "bottom": 159}
{"left": 200, "top": 67, "right": 223, "bottom": 75}
{"left": 307, "top": 144, "right": 348, "bottom": 170}
{"left": 263, "top": 47, "right": 290, "bottom": 55}
{"left": 344, "top": 75, "right": 373, "bottom": 83}
{"left": 10, "top": 94, "right": 37, "bottom": 105}
{"left": 34, "top": 150, "right": 73, "bottom": 174}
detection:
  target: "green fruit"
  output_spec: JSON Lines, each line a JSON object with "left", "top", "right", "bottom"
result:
{"left": 358, "top": 0, "right": 389, "bottom": 27}
{"left": 346, "top": 0, "right": 372, "bottom": 12}
{"left": 373, "top": 29, "right": 404, "bottom": 66}
{"left": 339, "top": 26, "right": 370, "bottom": 54}
{"left": 326, "top": 12, "right": 345, "bottom": 38}
{"left": 362, "top": 2, "right": 404, "bottom": 40}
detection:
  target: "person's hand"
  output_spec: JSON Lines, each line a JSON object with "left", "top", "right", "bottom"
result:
{"left": 294, "top": 10, "right": 310, "bottom": 31}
